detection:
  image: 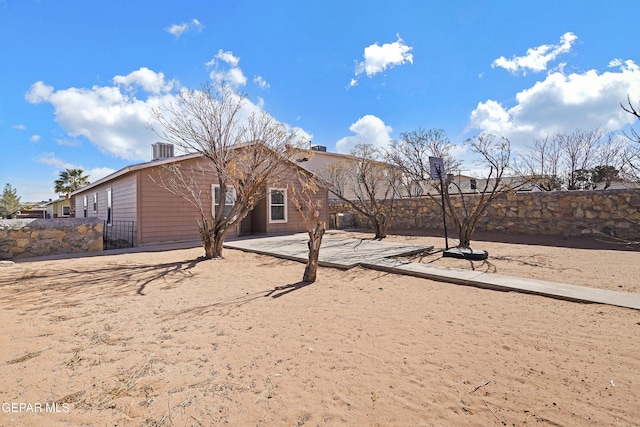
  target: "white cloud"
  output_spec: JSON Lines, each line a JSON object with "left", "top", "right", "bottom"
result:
{"left": 35, "top": 152, "right": 74, "bottom": 169}
{"left": 166, "top": 19, "right": 203, "bottom": 37}
{"left": 253, "top": 75, "right": 270, "bottom": 89}
{"left": 25, "top": 70, "right": 177, "bottom": 161}
{"left": 12, "top": 124, "right": 26, "bottom": 130}
{"left": 336, "top": 115, "right": 392, "bottom": 154}
{"left": 30, "top": 135, "right": 41, "bottom": 142}
{"left": 469, "top": 59, "right": 640, "bottom": 149}
{"left": 25, "top": 66, "right": 311, "bottom": 163}
{"left": 206, "top": 50, "right": 247, "bottom": 88}
{"left": 25, "top": 81, "right": 53, "bottom": 103}
{"left": 87, "top": 166, "right": 116, "bottom": 182}
{"left": 492, "top": 32, "right": 578, "bottom": 75}
{"left": 213, "top": 50, "right": 240, "bottom": 67}
{"left": 113, "top": 67, "right": 175, "bottom": 94}
{"left": 293, "top": 127, "right": 313, "bottom": 146}
{"left": 350, "top": 34, "right": 413, "bottom": 87}
{"left": 56, "top": 138, "right": 81, "bottom": 147}
{"left": 34, "top": 153, "right": 115, "bottom": 184}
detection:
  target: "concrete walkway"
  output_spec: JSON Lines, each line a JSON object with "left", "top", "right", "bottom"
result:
{"left": 225, "top": 232, "right": 640, "bottom": 311}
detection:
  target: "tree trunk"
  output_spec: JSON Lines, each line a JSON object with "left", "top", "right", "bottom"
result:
{"left": 373, "top": 214, "right": 387, "bottom": 240}
{"left": 199, "top": 227, "right": 226, "bottom": 259}
{"left": 211, "top": 229, "right": 226, "bottom": 259}
{"left": 303, "top": 223, "right": 325, "bottom": 283}
{"left": 457, "top": 221, "right": 472, "bottom": 249}
{"left": 200, "top": 226, "right": 214, "bottom": 259}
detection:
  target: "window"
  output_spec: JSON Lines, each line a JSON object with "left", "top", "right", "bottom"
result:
{"left": 83, "top": 196, "right": 88, "bottom": 218}
{"left": 62, "top": 205, "right": 70, "bottom": 216}
{"left": 106, "top": 188, "right": 112, "bottom": 225}
{"left": 268, "top": 188, "right": 287, "bottom": 223}
{"left": 93, "top": 193, "right": 98, "bottom": 212}
{"left": 212, "top": 185, "right": 236, "bottom": 219}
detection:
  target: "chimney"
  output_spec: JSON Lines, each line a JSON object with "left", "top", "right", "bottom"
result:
{"left": 152, "top": 142, "right": 174, "bottom": 160}
{"left": 311, "top": 145, "right": 326, "bottom": 152}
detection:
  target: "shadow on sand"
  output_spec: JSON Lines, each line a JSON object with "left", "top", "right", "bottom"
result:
{"left": 162, "top": 281, "right": 314, "bottom": 319}
{"left": 0, "top": 258, "right": 206, "bottom": 310}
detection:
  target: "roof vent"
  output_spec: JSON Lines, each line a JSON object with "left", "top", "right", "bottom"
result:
{"left": 152, "top": 142, "right": 174, "bottom": 160}
{"left": 311, "top": 145, "right": 326, "bottom": 152}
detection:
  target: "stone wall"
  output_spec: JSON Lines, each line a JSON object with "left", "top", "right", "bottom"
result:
{"left": 0, "top": 218, "right": 104, "bottom": 260}
{"left": 329, "top": 188, "right": 640, "bottom": 240}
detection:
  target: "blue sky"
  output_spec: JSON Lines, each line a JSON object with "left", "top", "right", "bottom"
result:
{"left": 1, "top": 0, "right": 638, "bottom": 201}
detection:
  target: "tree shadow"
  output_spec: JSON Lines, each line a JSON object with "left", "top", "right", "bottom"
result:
{"left": 265, "top": 281, "right": 313, "bottom": 299}
{"left": 163, "top": 281, "right": 314, "bottom": 319}
{"left": 0, "top": 258, "right": 205, "bottom": 311}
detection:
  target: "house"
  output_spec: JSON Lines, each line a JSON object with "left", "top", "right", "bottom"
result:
{"left": 15, "top": 201, "right": 48, "bottom": 219}
{"left": 294, "top": 145, "right": 402, "bottom": 200}
{"left": 45, "top": 197, "right": 71, "bottom": 218}
{"left": 70, "top": 143, "right": 329, "bottom": 247}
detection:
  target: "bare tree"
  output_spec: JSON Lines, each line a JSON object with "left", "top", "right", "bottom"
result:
{"left": 587, "top": 133, "right": 626, "bottom": 189}
{"left": 387, "top": 128, "right": 461, "bottom": 196}
{"left": 289, "top": 170, "right": 326, "bottom": 283}
{"left": 555, "top": 128, "right": 606, "bottom": 190}
{"left": 517, "top": 129, "right": 629, "bottom": 190}
{"left": 441, "top": 134, "right": 524, "bottom": 249}
{"left": 151, "top": 84, "right": 302, "bottom": 259}
{"left": 320, "top": 144, "right": 401, "bottom": 239}
{"left": 516, "top": 135, "right": 563, "bottom": 191}
{"left": 621, "top": 95, "right": 640, "bottom": 180}
{"left": 621, "top": 95, "right": 640, "bottom": 136}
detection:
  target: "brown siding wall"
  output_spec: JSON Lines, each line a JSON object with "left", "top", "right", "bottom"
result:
{"left": 74, "top": 175, "right": 137, "bottom": 223}
{"left": 139, "top": 158, "right": 215, "bottom": 245}
{"left": 75, "top": 156, "right": 330, "bottom": 246}
{"left": 265, "top": 181, "right": 330, "bottom": 235}
{"left": 112, "top": 175, "right": 137, "bottom": 223}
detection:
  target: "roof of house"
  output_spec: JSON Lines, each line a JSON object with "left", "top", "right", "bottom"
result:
{"left": 45, "top": 197, "right": 71, "bottom": 206}
{"left": 70, "top": 152, "right": 202, "bottom": 196}
{"left": 71, "top": 142, "right": 322, "bottom": 196}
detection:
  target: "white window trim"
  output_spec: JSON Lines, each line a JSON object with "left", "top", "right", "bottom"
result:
{"left": 268, "top": 187, "right": 287, "bottom": 223}
{"left": 106, "top": 188, "right": 112, "bottom": 225}
{"left": 92, "top": 193, "right": 98, "bottom": 213}
{"left": 212, "top": 184, "right": 237, "bottom": 219}
{"left": 83, "top": 196, "right": 88, "bottom": 218}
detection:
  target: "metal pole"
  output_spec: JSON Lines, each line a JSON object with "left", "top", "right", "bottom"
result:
{"left": 437, "top": 166, "right": 449, "bottom": 250}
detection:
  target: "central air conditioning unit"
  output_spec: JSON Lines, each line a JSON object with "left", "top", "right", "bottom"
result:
{"left": 152, "top": 142, "right": 175, "bottom": 160}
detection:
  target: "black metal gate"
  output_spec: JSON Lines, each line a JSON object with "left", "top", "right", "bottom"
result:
{"left": 103, "top": 221, "right": 136, "bottom": 250}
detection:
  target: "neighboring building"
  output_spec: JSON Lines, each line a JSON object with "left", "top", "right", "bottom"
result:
{"left": 70, "top": 143, "right": 329, "bottom": 247}
{"left": 410, "top": 175, "right": 640, "bottom": 196}
{"left": 294, "top": 146, "right": 354, "bottom": 200}
{"left": 45, "top": 197, "right": 71, "bottom": 218}
{"left": 15, "top": 201, "right": 48, "bottom": 219}
{"left": 294, "top": 145, "right": 402, "bottom": 200}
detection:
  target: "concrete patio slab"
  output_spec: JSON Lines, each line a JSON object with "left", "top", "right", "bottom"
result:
{"left": 224, "top": 232, "right": 432, "bottom": 269}
{"left": 225, "top": 232, "right": 640, "bottom": 311}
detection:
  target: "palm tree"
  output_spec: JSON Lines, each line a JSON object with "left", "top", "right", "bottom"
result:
{"left": 54, "top": 168, "right": 90, "bottom": 197}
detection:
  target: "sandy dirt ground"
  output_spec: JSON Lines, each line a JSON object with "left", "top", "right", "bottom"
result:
{"left": 0, "top": 232, "right": 638, "bottom": 426}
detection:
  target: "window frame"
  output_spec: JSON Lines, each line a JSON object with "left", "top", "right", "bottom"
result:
{"left": 83, "top": 195, "right": 88, "bottom": 218}
{"left": 212, "top": 184, "right": 236, "bottom": 220}
{"left": 92, "top": 193, "right": 98, "bottom": 213}
{"left": 268, "top": 187, "right": 287, "bottom": 223}
{"left": 106, "top": 188, "right": 112, "bottom": 225}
